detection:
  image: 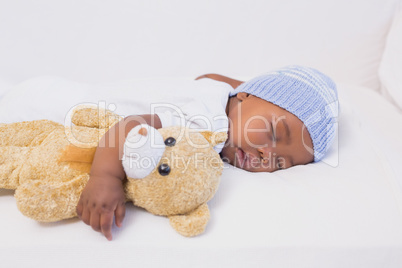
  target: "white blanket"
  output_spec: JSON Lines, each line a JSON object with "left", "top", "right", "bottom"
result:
{"left": 0, "top": 78, "right": 401, "bottom": 267}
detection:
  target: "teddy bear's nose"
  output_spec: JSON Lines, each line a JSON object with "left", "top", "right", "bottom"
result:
{"left": 138, "top": 127, "right": 148, "bottom": 136}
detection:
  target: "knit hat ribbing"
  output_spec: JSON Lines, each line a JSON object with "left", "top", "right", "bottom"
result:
{"left": 229, "top": 65, "right": 338, "bottom": 162}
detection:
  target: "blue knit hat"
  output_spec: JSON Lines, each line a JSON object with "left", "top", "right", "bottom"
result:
{"left": 229, "top": 65, "right": 338, "bottom": 162}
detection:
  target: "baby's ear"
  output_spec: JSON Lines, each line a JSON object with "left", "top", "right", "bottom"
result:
{"left": 235, "top": 92, "right": 250, "bottom": 101}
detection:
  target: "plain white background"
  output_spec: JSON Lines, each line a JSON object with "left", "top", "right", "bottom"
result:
{"left": 0, "top": 0, "right": 399, "bottom": 89}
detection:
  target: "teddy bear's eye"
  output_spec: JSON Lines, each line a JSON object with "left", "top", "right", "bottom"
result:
{"left": 164, "top": 137, "right": 176, "bottom": 147}
{"left": 158, "top": 163, "right": 171, "bottom": 176}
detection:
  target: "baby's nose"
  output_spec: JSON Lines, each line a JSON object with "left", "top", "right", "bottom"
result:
{"left": 257, "top": 146, "right": 275, "bottom": 157}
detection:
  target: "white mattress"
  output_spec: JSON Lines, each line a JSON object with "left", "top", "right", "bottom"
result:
{"left": 0, "top": 78, "right": 402, "bottom": 267}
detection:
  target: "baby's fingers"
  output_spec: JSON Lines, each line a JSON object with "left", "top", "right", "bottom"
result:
{"left": 81, "top": 207, "right": 91, "bottom": 226}
{"left": 115, "top": 203, "right": 126, "bottom": 228}
{"left": 90, "top": 212, "right": 101, "bottom": 232}
{"left": 100, "top": 211, "right": 114, "bottom": 241}
{"left": 76, "top": 199, "right": 83, "bottom": 218}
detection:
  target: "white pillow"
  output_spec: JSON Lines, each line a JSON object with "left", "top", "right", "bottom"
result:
{"left": 0, "top": 76, "right": 231, "bottom": 128}
{"left": 379, "top": 9, "right": 402, "bottom": 111}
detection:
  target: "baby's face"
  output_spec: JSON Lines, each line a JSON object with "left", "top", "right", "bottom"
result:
{"left": 221, "top": 93, "right": 314, "bottom": 172}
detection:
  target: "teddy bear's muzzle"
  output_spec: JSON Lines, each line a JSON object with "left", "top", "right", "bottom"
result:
{"left": 122, "top": 124, "right": 165, "bottom": 179}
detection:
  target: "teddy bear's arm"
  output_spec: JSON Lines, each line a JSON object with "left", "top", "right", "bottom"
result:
{"left": 71, "top": 106, "right": 123, "bottom": 129}
{"left": 168, "top": 203, "right": 210, "bottom": 237}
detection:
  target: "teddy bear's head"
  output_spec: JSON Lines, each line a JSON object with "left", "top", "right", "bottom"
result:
{"left": 123, "top": 124, "right": 227, "bottom": 219}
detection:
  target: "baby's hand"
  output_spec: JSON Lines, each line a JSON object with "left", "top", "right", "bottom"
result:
{"left": 76, "top": 175, "right": 126, "bottom": 241}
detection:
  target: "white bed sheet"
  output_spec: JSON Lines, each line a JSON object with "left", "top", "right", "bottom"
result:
{"left": 0, "top": 78, "right": 402, "bottom": 267}
{"left": 0, "top": 77, "right": 13, "bottom": 100}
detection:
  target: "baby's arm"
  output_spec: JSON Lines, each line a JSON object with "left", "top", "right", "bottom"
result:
{"left": 195, "top": 73, "right": 244, "bottom": 89}
{"left": 76, "top": 114, "right": 162, "bottom": 240}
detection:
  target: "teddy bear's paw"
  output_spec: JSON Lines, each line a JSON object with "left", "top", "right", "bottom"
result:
{"left": 168, "top": 203, "right": 210, "bottom": 237}
{"left": 15, "top": 174, "right": 89, "bottom": 222}
{"left": 64, "top": 125, "right": 106, "bottom": 149}
{"left": 70, "top": 105, "right": 122, "bottom": 129}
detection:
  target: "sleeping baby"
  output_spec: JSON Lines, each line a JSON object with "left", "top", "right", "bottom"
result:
{"left": 76, "top": 65, "right": 339, "bottom": 240}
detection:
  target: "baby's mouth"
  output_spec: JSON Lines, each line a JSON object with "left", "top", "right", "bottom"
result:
{"left": 235, "top": 147, "right": 248, "bottom": 167}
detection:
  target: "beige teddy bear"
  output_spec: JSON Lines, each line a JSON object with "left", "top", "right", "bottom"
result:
{"left": 0, "top": 106, "right": 227, "bottom": 237}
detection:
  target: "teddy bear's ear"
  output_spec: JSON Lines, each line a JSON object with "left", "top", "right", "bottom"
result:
{"left": 200, "top": 131, "right": 228, "bottom": 147}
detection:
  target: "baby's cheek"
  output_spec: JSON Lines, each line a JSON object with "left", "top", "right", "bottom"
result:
{"left": 243, "top": 131, "right": 267, "bottom": 148}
